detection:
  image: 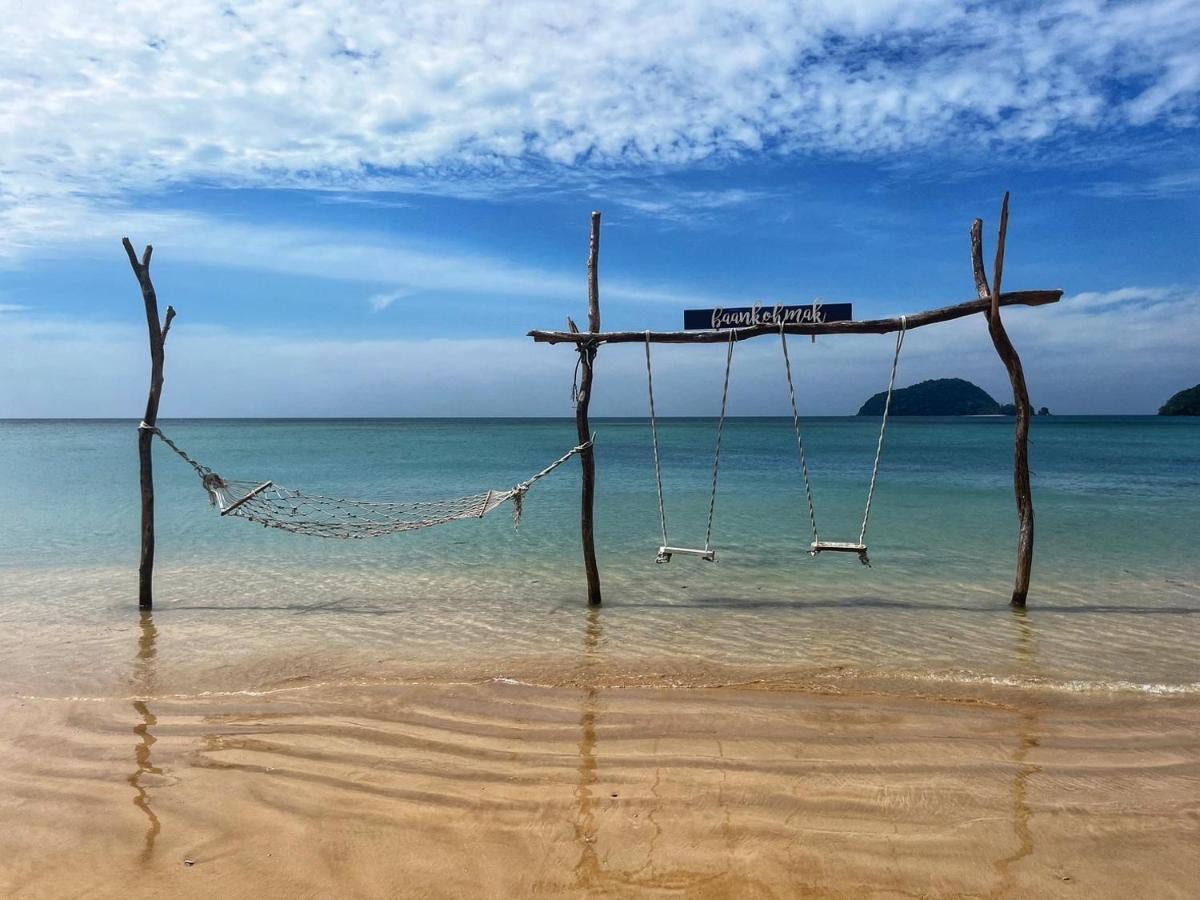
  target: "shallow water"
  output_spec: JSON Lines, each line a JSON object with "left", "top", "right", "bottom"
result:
{"left": 1, "top": 417, "right": 1197, "bottom": 698}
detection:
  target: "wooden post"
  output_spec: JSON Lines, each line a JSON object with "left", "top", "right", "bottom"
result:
{"left": 971, "top": 193, "right": 1034, "bottom": 607}
{"left": 123, "top": 238, "right": 175, "bottom": 611}
{"left": 577, "top": 212, "right": 602, "bottom": 606}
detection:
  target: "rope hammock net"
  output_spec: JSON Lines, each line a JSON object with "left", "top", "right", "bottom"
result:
{"left": 142, "top": 425, "right": 590, "bottom": 539}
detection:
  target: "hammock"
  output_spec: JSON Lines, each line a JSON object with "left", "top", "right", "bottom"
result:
{"left": 141, "top": 426, "right": 590, "bottom": 539}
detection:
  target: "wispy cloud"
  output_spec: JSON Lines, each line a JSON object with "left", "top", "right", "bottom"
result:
{"left": 1083, "top": 169, "right": 1200, "bottom": 199}
{"left": 613, "top": 188, "right": 777, "bottom": 223}
{"left": 367, "top": 290, "right": 408, "bottom": 312}
{"left": 0, "top": 200, "right": 741, "bottom": 310}
{"left": 2, "top": 285, "right": 1195, "bottom": 416}
{"left": 1062, "top": 286, "right": 1177, "bottom": 310}
{"left": 316, "top": 193, "right": 416, "bottom": 210}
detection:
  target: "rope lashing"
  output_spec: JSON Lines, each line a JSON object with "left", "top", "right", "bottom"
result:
{"left": 571, "top": 337, "right": 601, "bottom": 407}
{"left": 141, "top": 423, "right": 592, "bottom": 538}
{"left": 858, "top": 315, "right": 907, "bottom": 547}
{"left": 778, "top": 323, "right": 820, "bottom": 546}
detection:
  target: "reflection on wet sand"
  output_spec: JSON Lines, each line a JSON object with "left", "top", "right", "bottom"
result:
{"left": 1, "top": 651, "right": 1197, "bottom": 896}
{"left": 127, "top": 611, "right": 161, "bottom": 863}
{"left": 994, "top": 607, "right": 1042, "bottom": 894}
{"left": 573, "top": 607, "right": 602, "bottom": 887}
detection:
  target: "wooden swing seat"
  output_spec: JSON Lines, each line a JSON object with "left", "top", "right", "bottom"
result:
{"left": 657, "top": 546, "right": 716, "bottom": 563}
{"left": 811, "top": 541, "right": 871, "bottom": 565}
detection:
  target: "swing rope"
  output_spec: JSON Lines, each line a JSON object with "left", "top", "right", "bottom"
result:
{"left": 779, "top": 323, "right": 820, "bottom": 546}
{"left": 778, "top": 316, "right": 907, "bottom": 564}
{"left": 646, "top": 317, "right": 903, "bottom": 565}
{"left": 704, "top": 329, "right": 735, "bottom": 552}
{"left": 643, "top": 328, "right": 735, "bottom": 561}
{"left": 644, "top": 332, "right": 670, "bottom": 549}
{"left": 858, "top": 316, "right": 907, "bottom": 546}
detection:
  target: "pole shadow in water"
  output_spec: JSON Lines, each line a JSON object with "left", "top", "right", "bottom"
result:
{"left": 128, "top": 610, "right": 162, "bottom": 863}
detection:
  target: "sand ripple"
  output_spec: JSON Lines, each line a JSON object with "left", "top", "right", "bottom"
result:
{"left": 2, "top": 678, "right": 1199, "bottom": 898}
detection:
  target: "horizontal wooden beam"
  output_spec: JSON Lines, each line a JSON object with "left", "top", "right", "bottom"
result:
{"left": 529, "top": 289, "right": 1061, "bottom": 345}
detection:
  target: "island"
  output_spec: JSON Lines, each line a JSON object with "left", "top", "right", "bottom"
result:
{"left": 1158, "top": 384, "right": 1200, "bottom": 416}
{"left": 857, "top": 377, "right": 1048, "bottom": 416}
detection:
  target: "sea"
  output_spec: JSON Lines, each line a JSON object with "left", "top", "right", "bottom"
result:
{"left": 1, "top": 416, "right": 1197, "bottom": 700}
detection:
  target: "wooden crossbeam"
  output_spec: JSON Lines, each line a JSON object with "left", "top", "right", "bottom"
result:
{"left": 529, "top": 290, "right": 1060, "bottom": 345}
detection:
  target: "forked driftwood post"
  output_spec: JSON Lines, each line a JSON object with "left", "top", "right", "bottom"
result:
{"left": 971, "top": 193, "right": 1034, "bottom": 606}
{"left": 530, "top": 195, "right": 1056, "bottom": 607}
{"left": 576, "top": 212, "right": 603, "bottom": 606}
{"left": 123, "top": 238, "right": 175, "bottom": 611}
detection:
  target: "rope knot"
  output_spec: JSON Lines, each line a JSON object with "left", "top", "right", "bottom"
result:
{"left": 509, "top": 483, "right": 529, "bottom": 527}
{"left": 201, "top": 471, "right": 229, "bottom": 507}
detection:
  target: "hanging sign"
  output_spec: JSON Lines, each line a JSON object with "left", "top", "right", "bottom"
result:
{"left": 683, "top": 302, "right": 853, "bottom": 330}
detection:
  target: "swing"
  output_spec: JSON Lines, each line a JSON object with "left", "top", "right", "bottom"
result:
{"left": 778, "top": 317, "right": 907, "bottom": 566}
{"left": 644, "top": 329, "right": 735, "bottom": 563}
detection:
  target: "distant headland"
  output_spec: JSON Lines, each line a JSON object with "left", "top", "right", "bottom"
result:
{"left": 857, "top": 378, "right": 1050, "bottom": 416}
{"left": 1158, "top": 384, "right": 1200, "bottom": 416}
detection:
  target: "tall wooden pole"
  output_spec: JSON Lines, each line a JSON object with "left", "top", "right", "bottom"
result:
{"left": 971, "top": 193, "right": 1034, "bottom": 607}
{"left": 124, "top": 238, "right": 174, "bottom": 611}
{"left": 576, "top": 212, "right": 602, "bottom": 606}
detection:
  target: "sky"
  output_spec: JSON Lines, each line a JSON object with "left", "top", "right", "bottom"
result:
{"left": 1, "top": 0, "right": 1197, "bottom": 416}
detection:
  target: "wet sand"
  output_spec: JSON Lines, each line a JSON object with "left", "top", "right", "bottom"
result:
{"left": 2, "top": 673, "right": 1198, "bottom": 898}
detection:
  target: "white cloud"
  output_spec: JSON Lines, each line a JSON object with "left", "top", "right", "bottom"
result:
{"left": 1, "top": 0, "right": 1198, "bottom": 256}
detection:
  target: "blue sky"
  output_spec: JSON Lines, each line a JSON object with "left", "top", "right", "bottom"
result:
{"left": 1, "top": 0, "right": 1197, "bottom": 416}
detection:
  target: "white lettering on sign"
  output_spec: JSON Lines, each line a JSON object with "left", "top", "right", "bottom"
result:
{"left": 708, "top": 302, "right": 828, "bottom": 329}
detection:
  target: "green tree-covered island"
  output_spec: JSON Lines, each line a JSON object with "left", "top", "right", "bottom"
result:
{"left": 1158, "top": 384, "right": 1200, "bottom": 416}
{"left": 858, "top": 378, "right": 1050, "bottom": 416}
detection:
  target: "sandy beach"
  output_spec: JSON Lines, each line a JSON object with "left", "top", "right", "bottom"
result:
{"left": 2, "top": 675, "right": 1197, "bottom": 898}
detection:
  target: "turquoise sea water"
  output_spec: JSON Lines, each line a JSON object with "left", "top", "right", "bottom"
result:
{"left": 1, "top": 417, "right": 1197, "bottom": 697}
